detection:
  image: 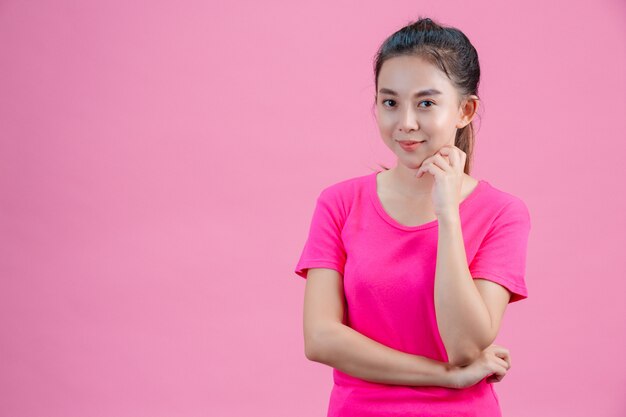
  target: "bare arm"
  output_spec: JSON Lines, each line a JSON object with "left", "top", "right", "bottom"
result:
{"left": 304, "top": 267, "right": 458, "bottom": 388}
{"left": 434, "top": 213, "right": 502, "bottom": 366}
{"left": 308, "top": 322, "right": 458, "bottom": 388}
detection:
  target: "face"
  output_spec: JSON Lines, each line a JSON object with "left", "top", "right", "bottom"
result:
{"left": 375, "top": 54, "right": 478, "bottom": 170}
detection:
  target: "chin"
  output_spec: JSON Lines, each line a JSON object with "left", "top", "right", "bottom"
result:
{"left": 398, "top": 158, "right": 422, "bottom": 169}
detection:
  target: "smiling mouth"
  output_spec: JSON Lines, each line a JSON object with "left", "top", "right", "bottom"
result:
{"left": 397, "top": 141, "right": 424, "bottom": 151}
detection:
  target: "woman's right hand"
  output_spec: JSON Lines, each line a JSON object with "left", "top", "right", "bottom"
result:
{"left": 450, "top": 344, "right": 512, "bottom": 389}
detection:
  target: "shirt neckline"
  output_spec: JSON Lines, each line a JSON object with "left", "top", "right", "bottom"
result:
{"left": 367, "top": 170, "right": 486, "bottom": 232}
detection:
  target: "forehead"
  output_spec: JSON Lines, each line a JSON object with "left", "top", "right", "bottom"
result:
{"left": 378, "top": 55, "right": 453, "bottom": 94}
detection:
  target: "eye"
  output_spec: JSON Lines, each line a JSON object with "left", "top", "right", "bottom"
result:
{"left": 381, "top": 99, "right": 435, "bottom": 108}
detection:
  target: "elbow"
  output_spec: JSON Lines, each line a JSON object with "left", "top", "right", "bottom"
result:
{"left": 447, "top": 345, "right": 484, "bottom": 367}
{"left": 447, "top": 328, "right": 496, "bottom": 367}
{"left": 448, "top": 353, "right": 474, "bottom": 367}
{"left": 304, "top": 326, "right": 334, "bottom": 362}
{"left": 304, "top": 338, "right": 322, "bottom": 362}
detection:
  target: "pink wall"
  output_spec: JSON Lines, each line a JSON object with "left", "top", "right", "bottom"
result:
{"left": 1, "top": 0, "right": 625, "bottom": 416}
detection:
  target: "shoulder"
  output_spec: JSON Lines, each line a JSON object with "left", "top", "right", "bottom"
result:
{"left": 313, "top": 171, "right": 374, "bottom": 219}
{"left": 479, "top": 180, "right": 531, "bottom": 226}
{"left": 317, "top": 171, "right": 373, "bottom": 202}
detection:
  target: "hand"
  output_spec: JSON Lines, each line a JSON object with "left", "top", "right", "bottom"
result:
{"left": 449, "top": 344, "right": 512, "bottom": 389}
{"left": 414, "top": 145, "right": 467, "bottom": 218}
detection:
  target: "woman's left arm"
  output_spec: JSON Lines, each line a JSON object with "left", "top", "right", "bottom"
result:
{"left": 416, "top": 145, "right": 522, "bottom": 368}
{"left": 435, "top": 212, "right": 511, "bottom": 367}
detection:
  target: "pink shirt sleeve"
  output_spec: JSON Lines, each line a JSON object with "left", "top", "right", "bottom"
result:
{"left": 294, "top": 188, "right": 347, "bottom": 279}
{"left": 469, "top": 198, "right": 531, "bottom": 303}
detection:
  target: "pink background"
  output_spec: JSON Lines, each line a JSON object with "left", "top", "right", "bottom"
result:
{"left": 1, "top": 1, "right": 625, "bottom": 416}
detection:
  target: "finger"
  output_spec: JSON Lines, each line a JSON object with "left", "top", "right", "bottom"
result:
{"left": 436, "top": 148, "right": 452, "bottom": 162}
{"left": 449, "top": 148, "right": 461, "bottom": 170}
{"left": 416, "top": 157, "right": 432, "bottom": 177}
{"left": 491, "top": 363, "right": 507, "bottom": 380}
{"left": 495, "top": 351, "right": 511, "bottom": 369}
{"left": 490, "top": 345, "right": 510, "bottom": 358}
{"left": 486, "top": 370, "right": 506, "bottom": 384}
{"left": 437, "top": 145, "right": 456, "bottom": 153}
{"left": 430, "top": 154, "right": 453, "bottom": 172}
{"left": 416, "top": 163, "right": 431, "bottom": 178}
{"left": 487, "top": 373, "right": 505, "bottom": 383}
{"left": 416, "top": 162, "right": 444, "bottom": 178}
{"left": 417, "top": 148, "right": 456, "bottom": 176}
{"left": 439, "top": 147, "right": 462, "bottom": 172}
{"left": 415, "top": 164, "right": 426, "bottom": 178}
{"left": 493, "top": 355, "right": 510, "bottom": 370}
{"left": 486, "top": 374, "right": 503, "bottom": 383}
{"left": 491, "top": 349, "right": 511, "bottom": 373}
{"left": 440, "top": 146, "right": 466, "bottom": 167}
{"left": 440, "top": 147, "right": 464, "bottom": 170}
{"left": 417, "top": 155, "right": 438, "bottom": 172}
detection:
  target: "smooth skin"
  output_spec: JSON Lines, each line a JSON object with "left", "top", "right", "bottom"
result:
{"left": 303, "top": 54, "right": 512, "bottom": 388}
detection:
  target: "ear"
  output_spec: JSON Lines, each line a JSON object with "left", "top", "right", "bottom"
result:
{"left": 456, "top": 95, "right": 480, "bottom": 128}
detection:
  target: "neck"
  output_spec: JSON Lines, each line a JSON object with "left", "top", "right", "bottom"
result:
{"left": 389, "top": 164, "right": 435, "bottom": 198}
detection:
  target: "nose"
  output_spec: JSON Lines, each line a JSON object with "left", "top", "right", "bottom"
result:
{"left": 398, "top": 104, "right": 418, "bottom": 133}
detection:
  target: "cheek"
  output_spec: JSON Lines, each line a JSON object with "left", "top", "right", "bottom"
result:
{"left": 427, "top": 112, "right": 449, "bottom": 129}
{"left": 424, "top": 115, "right": 456, "bottom": 139}
{"left": 377, "top": 116, "right": 394, "bottom": 132}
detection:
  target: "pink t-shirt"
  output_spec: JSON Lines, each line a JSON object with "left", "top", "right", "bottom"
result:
{"left": 294, "top": 170, "right": 531, "bottom": 417}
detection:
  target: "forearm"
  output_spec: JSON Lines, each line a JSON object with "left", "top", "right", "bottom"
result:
{"left": 309, "top": 322, "right": 458, "bottom": 388}
{"left": 435, "top": 212, "right": 492, "bottom": 365}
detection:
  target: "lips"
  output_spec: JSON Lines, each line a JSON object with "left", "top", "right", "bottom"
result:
{"left": 397, "top": 140, "right": 425, "bottom": 144}
{"left": 398, "top": 141, "right": 424, "bottom": 151}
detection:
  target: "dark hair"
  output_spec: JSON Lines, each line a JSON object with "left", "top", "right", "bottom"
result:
{"left": 371, "top": 17, "right": 482, "bottom": 174}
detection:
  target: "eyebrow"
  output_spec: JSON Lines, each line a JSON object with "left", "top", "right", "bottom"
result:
{"left": 378, "top": 88, "right": 442, "bottom": 98}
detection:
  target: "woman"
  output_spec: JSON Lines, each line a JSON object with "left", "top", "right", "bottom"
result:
{"left": 294, "top": 17, "right": 531, "bottom": 417}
